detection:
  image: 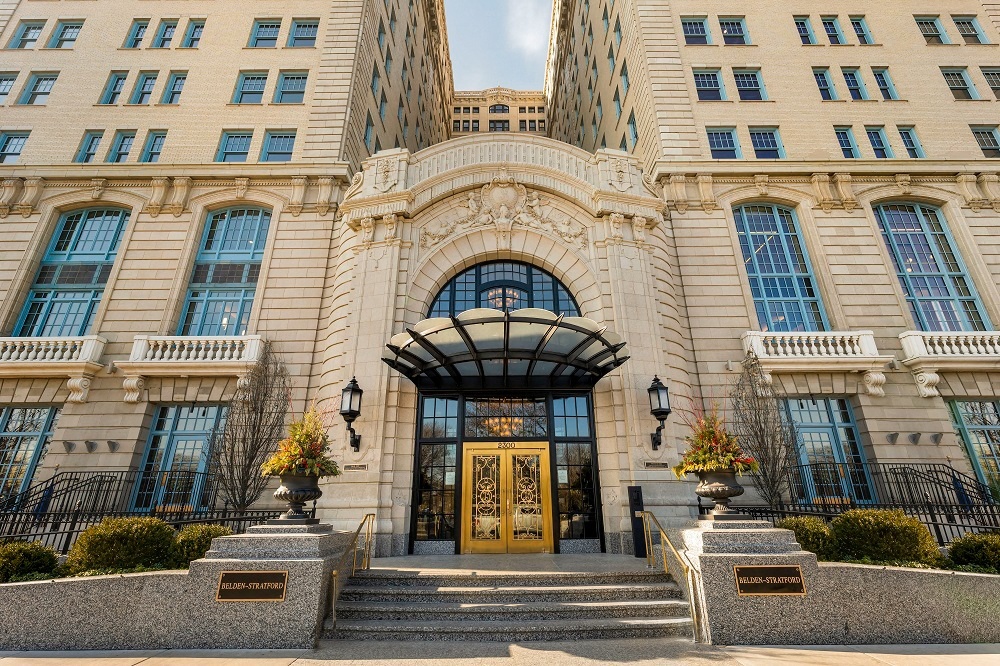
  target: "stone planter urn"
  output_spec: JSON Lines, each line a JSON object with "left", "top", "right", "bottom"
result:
{"left": 695, "top": 469, "right": 745, "bottom": 520}
{"left": 272, "top": 472, "right": 322, "bottom": 525}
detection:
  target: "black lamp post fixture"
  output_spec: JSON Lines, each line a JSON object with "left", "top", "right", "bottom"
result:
{"left": 647, "top": 375, "right": 671, "bottom": 450}
{"left": 340, "top": 376, "right": 364, "bottom": 451}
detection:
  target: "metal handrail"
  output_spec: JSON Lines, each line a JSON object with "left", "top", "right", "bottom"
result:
{"left": 639, "top": 510, "right": 702, "bottom": 642}
{"left": 328, "top": 513, "right": 375, "bottom": 619}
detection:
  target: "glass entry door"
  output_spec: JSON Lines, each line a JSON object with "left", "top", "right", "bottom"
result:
{"left": 461, "top": 441, "right": 553, "bottom": 554}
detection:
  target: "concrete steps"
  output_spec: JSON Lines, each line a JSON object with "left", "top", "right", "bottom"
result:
{"left": 325, "top": 568, "right": 694, "bottom": 642}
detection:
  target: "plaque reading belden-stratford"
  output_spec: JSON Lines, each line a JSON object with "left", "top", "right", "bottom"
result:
{"left": 733, "top": 565, "right": 806, "bottom": 596}
{"left": 216, "top": 571, "right": 288, "bottom": 602}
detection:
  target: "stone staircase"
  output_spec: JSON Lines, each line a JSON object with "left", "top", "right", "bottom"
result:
{"left": 325, "top": 568, "right": 693, "bottom": 641}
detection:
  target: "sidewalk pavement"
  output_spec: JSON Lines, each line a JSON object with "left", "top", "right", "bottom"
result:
{"left": 2, "top": 639, "right": 1000, "bottom": 666}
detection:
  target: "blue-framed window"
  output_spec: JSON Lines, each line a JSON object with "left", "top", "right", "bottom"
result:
{"left": 16, "top": 208, "right": 130, "bottom": 336}
{"left": 261, "top": 131, "right": 295, "bottom": 162}
{"left": 216, "top": 132, "right": 252, "bottom": 162}
{"left": 735, "top": 204, "right": 827, "bottom": 332}
{"left": 371, "top": 65, "right": 380, "bottom": 96}
{"left": 0, "top": 73, "right": 17, "bottom": 104}
{"left": 178, "top": 207, "right": 271, "bottom": 336}
{"left": 627, "top": 112, "right": 638, "bottom": 148}
{"left": 0, "top": 407, "right": 59, "bottom": 500}
{"left": 133, "top": 405, "right": 224, "bottom": 511}
{"left": 749, "top": 128, "right": 784, "bottom": 159}
{"left": 74, "top": 131, "right": 103, "bottom": 163}
{"left": 916, "top": 16, "right": 948, "bottom": 43}
{"left": 384, "top": 50, "right": 393, "bottom": 76}
{"left": 865, "top": 126, "right": 892, "bottom": 158}
{"left": 130, "top": 72, "right": 157, "bottom": 104}
{"left": 694, "top": 69, "right": 724, "bottom": 100}
{"left": 795, "top": 16, "right": 815, "bottom": 44}
{"left": 18, "top": 73, "right": 57, "bottom": 105}
{"left": 897, "top": 126, "right": 925, "bottom": 158}
{"left": 972, "top": 126, "right": 1000, "bottom": 158}
{"left": 872, "top": 68, "right": 897, "bottom": 100}
{"left": 842, "top": 67, "right": 868, "bottom": 100}
{"left": 100, "top": 72, "right": 127, "bottom": 104}
{"left": 681, "top": 18, "right": 710, "bottom": 44}
{"left": 106, "top": 130, "right": 135, "bottom": 163}
{"left": 428, "top": 261, "right": 580, "bottom": 318}
{"left": 162, "top": 72, "right": 186, "bottom": 104}
{"left": 613, "top": 88, "right": 621, "bottom": 117}
{"left": 10, "top": 21, "right": 45, "bottom": 49}
{"left": 250, "top": 20, "right": 280, "bottom": 47}
{"left": 785, "top": 398, "right": 872, "bottom": 503}
{"left": 707, "top": 128, "right": 740, "bottom": 159}
{"left": 607, "top": 46, "right": 615, "bottom": 73}
{"left": 139, "top": 131, "right": 166, "bottom": 163}
{"left": 602, "top": 7, "right": 609, "bottom": 33}
{"left": 620, "top": 61, "right": 629, "bottom": 94}
{"left": 182, "top": 20, "right": 204, "bottom": 48}
{"left": 124, "top": 20, "right": 147, "bottom": 49}
{"left": 364, "top": 113, "right": 374, "bottom": 151}
{"left": 734, "top": 69, "right": 764, "bottom": 100}
{"left": 614, "top": 18, "right": 622, "bottom": 46}
{"left": 48, "top": 21, "right": 83, "bottom": 49}
{"left": 380, "top": 92, "right": 388, "bottom": 120}
{"left": 983, "top": 68, "right": 1000, "bottom": 99}
{"left": 274, "top": 72, "right": 306, "bottom": 103}
{"left": 822, "top": 16, "right": 844, "bottom": 44}
{"left": 0, "top": 132, "right": 28, "bottom": 163}
{"left": 951, "top": 401, "right": 1000, "bottom": 492}
{"left": 850, "top": 16, "right": 872, "bottom": 44}
{"left": 952, "top": 16, "right": 987, "bottom": 44}
{"left": 814, "top": 68, "right": 836, "bottom": 100}
{"left": 943, "top": 68, "right": 978, "bottom": 99}
{"left": 234, "top": 71, "right": 267, "bottom": 104}
{"left": 719, "top": 17, "right": 748, "bottom": 45}
{"left": 835, "top": 126, "right": 859, "bottom": 158}
{"left": 152, "top": 20, "right": 177, "bottom": 48}
{"left": 378, "top": 21, "right": 386, "bottom": 50}
{"left": 876, "top": 203, "right": 990, "bottom": 331}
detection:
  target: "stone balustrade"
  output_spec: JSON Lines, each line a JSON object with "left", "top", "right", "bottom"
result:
{"left": 0, "top": 336, "right": 107, "bottom": 403}
{"left": 741, "top": 330, "right": 893, "bottom": 397}
{"left": 898, "top": 331, "right": 1000, "bottom": 397}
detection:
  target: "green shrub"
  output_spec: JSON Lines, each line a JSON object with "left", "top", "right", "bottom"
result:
{"left": 172, "top": 524, "right": 232, "bottom": 567}
{"left": 831, "top": 509, "right": 942, "bottom": 566}
{"left": 949, "top": 532, "right": 1000, "bottom": 572}
{"left": 950, "top": 563, "right": 1000, "bottom": 575}
{"left": 776, "top": 516, "right": 837, "bottom": 560}
{"left": 65, "top": 517, "right": 177, "bottom": 574}
{"left": 0, "top": 541, "right": 59, "bottom": 583}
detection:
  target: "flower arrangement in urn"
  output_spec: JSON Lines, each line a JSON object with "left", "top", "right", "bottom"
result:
{"left": 262, "top": 405, "right": 341, "bottom": 523}
{"left": 673, "top": 404, "right": 759, "bottom": 519}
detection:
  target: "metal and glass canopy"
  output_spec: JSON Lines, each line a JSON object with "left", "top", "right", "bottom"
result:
{"left": 382, "top": 308, "right": 630, "bottom": 391}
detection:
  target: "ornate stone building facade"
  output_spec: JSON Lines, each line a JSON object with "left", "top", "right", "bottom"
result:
{"left": 1, "top": 0, "right": 1000, "bottom": 556}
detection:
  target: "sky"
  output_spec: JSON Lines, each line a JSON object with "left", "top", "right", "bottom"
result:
{"left": 443, "top": 0, "right": 553, "bottom": 91}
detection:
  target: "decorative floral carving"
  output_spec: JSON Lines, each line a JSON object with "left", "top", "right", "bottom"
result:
{"left": 344, "top": 172, "right": 364, "bottom": 200}
{"left": 374, "top": 156, "right": 400, "bottom": 193}
{"left": 608, "top": 157, "right": 631, "bottom": 192}
{"left": 359, "top": 216, "right": 375, "bottom": 245}
{"left": 754, "top": 175, "right": 769, "bottom": 196}
{"left": 90, "top": 178, "right": 106, "bottom": 200}
{"left": 383, "top": 213, "right": 398, "bottom": 241}
{"left": 895, "top": 174, "right": 912, "bottom": 195}
{"left": 631, "top": 216, "right": 648, "bottom": 245}
{"left": 234, "top": 177, "right": 249, "bottom": 199}
{"left": 609, "top": 212, "right": 625, "bottom": 243}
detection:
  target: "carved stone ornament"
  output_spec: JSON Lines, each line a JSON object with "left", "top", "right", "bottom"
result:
{"left": 609, "top": 212, "right": 625, "bottom": 242}
{"left": 0, "top": 178, "right": 22, "bottom": 219}
{"left": 374, "top": 156, "right": 400, "bottom": 193}
{"left": 123, "top": 376, "right": 146, "bottom": 403}
{"left": 234, "top": 177, "right": 249, "bottom": 200}
{"left": 288, "top": 176, "right": 308, "bottom": 217}
{"left": 912, "top": 369, "right": 941, "bottom": 398}
{"left": 632, "top": 216, "right": 648, "bottom": 245}
{"left": 316, "top": 177, "right": 336, "bottom": 216}
{"left": 862, "top": 370, "right": 886, "bottom": 398}
{"left": 420, "top": 169, "right": 586, "bottom": 250}
{"left": 66, "top": 376, "right": 92, "bottom": 404}
{"left": 754, "top": 174, "right": 769, "bottom": 196}
{"left": 16, "top": 177, "right": 44, "bottom": 218}
{"left": 383, "top": 213, "right": 398, "bottom": 241}
{"left": 166, "top": 176, "right": 191, "bottom": 217}
{"left": 146, "top": 177, "right": 170, "bottom": 217}
{"left": 90, "top": 178, "right": 106, "bottom": 200}
{"left": 359, "top": 216, "right": 375, "bottom": 245}
{"left": 343, "top": 172, "right": 364, "bottom": 201}
{"left": 608, "top": 157, "right": 632, "bottom": 192}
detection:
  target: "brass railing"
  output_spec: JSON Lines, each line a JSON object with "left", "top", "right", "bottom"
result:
{"left": 328, "top": 513, "right": 375, "bottom": 619}
{"left": 639, "top": 510, "right": 702, "bottom": 642}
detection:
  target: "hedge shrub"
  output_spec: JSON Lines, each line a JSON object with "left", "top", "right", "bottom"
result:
{"left": 775, "top": 516, "right": 837, "bottom": 560}
{"left": 831, "top": 509, "right": 941, "bottom": 566}
{"left": 65, "top": 517, "right": 177, "bottom": 574}
{"left": 949, "top": 532, "right": 1000, "bottom": 572}
{"left": 172, "top": 524, "right": 232, "bottom": 567}
{"left": 0, "top": 541, "right": 59, "bottom": 583}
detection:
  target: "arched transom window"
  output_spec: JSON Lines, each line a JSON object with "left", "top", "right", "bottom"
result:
{"left": 428, "top": 261, "right": 580, "bottom": 318}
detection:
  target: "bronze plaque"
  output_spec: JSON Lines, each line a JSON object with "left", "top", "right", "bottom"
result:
{"left": 216, "top": 571, "right": 288, "bottom": 602}
{"left": 734, "top": 565, "right": 806, "bottom": 596}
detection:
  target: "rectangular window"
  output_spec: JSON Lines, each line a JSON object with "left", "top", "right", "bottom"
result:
{"left": 48, "top": 21, "right": 83, "bottom": 49}
{"left": 100, "top": 72, "right": 127, "bottom": 104}
{"left": 75, "top": 130, "right": 103, "bottom": 163}
{"left": 842, "top": 67, "right": 868, "bottom": 100}
{"left": 943, "top": 68, "right": 977, "bottom": 99}
{"left": 385, "top": 50, "right": 393, "bottom": 76}
{"left": 124, "top": 20, "right": 147, "bottom": 48}
{"left": 379, "top": 22, "right": 387, "bottom": 51}
{"left": 234, "top": 72, "right": 267, "bottom": 104}
{"left": 607, "top": 46, "right": 615, "bottom": 73}
{"left": 261, "top": 131, "right": 295, "bottom": 162}
{"left": 897, "top": 126, "right": 925, "bottom": 158}
{"left": 953, "top": 16, "right": 986, "bottom": 44}
{"left": 371, "top": 66, "right": 380, "bottom": 96}
{"left": 129, "top": 72, "right": 157, "bottom": 104}
{"left": 379, "top": 92, "right": 387, "bottom": 120}
{"left": 784, "top": 398, "right": 871, "bottom": 503}
{"left": 973, "top": 126, "right": 1000, "bottom": 158}
{"left": 529, "top": 120, "right": 537, "bottom": 131}
{"left": 0, "top": 408, "right": 59, "bottom": 499}
{"left": 250, "top": 20, "right": 280, "bottom": 47}
{"left": 182, "top": 20, "right": 204, "bottom": 48}
{"left": 814, "top": 68, "right": 836, "bottom": 100}
{"left": 18, "top": 73, "right": 57, "bottom": 105}
{"left": 152, "top": 20, "right": 177, "bottom": 48}
{"left": 275, "top": 72, "right": 307, "bottom": 103}
{"left": 850, "top": 16, "right": 872, "bottom": 44}
{"left": 289, "top": 19, "right": 318, "bottom": 47}
{"left": 734, "top": 69, "right": 764, "bottom": 100}
{"left": 0, "top": 132, "right": 28, "bottom": 163}
{"left": 681, "top": 18, "right": 710, "bottom": 44}
{"left": 415, "top": 396, "right": 459, "bottom": 541}
{"left": 10, "top": 21, "right": 45, "bottom": 49}
{"left": 951, "top": 401, "right": 1000, "bottom": 490}
{"left": 0, "top": 73, "right": 16, "bottom": 104}
{"left": 520, "top": 119, "right": 527, "bottom": 131}
{"left": 981, "top": 68, "right": 1000, "bottom": 99}
{"left": 749, "top": 127, "right": 783, "bottom": 158}
{"left": 162, "top": 72, "right": 186, "bottom": 104}
{"left": 707, "top": 128, "right": 740, "bottom": 159}
{"left": 693, "top": 69, "right": 724, "bottom": 100}
{"left": 602, "top": 7, "right": 609, "bottom": 33}
{"left": 140, "top": 131, "right": 166, "bottom": 163}
{"left": 106, "top": 130, "right": 135, "bottom": 163}
{"left": 835, "top": 127, "right": 859, "bottom": 158}
{"left": 614, "top": 18, "right": 622, "bottom": 46}
{"left": 364, "top": 114, "right": 374, "bottom": 150}
{"left": 453, "top": 119, "right": 460, "bottom": 132}
{"left": 872, "top": 68, "right": 897, "bottom": 100}
{"left": 821, "top": 16, "right": 844, "bottom": 44}
{"left": 613, "top": 88, "right": 622, "bottom": 117}
{"left": 620, "top": 61, "right": 629, "bottom": 94}
{"left": 719, "top": 17, "right": 748, "bottom": 45}
{"left": 795, "top": 16, "right": 815, "bottom": 45}
{"left": 472, "top": 120, "right": 479, "bottom": 131}
{"left": 916, "top": 17, "right": 948, "bottom": 44}
{"left": 627, "top": 112, "right": 638, "bottom": 147}
{"left": 216, "top": 132, "right": 252, "bottom": 162}
{"left": 866, "top": 126, "right": 892, "bottom": 158}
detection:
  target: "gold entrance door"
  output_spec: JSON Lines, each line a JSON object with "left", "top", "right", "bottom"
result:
{"left": 461, "top": 442, "right": 553, "bottom": 554}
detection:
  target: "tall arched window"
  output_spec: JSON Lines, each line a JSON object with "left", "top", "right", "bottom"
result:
{"left": 16, "top": 207, "right": 130, "bottom": 336}
{"left": 427, "top": 261, "right": 580, "bottom": 318}
{"left": 734, "top": 204, "right": 827, "bottom": 332}
{"left": 179, "top": 207, "right": 271, "bottom": 336}
{"left": 875, "top": 203, "right": 989, "bottom": 331}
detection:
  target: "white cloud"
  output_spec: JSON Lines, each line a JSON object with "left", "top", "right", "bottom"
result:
{"left": 505, "top": 0, "right": 551, "bottom": 58}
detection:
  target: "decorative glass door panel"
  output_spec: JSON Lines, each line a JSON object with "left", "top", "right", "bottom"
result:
{"left": 461, "top": 442, "right": 553, "bottom": 554}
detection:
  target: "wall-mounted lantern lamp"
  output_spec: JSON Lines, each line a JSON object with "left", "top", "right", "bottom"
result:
{"left": 340, "top": 376, "right": 364, "bottom": 452}
{"left": 647, "top": 375, "right": 671, "bottom": 450}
